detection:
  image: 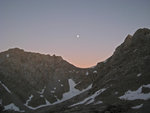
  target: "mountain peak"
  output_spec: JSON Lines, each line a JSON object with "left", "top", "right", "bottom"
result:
{"left": 4, "top": 48, "right": 63, "bottom": 60}
{"left": 123, "top": 34, "right": 132, "bottom": 47}
{"left": 130, "top": 28, "right": 150, "bottom": 46}
{"left": 7, "top": 48, "right": 24, "bottom": 53}
{"left": 133, "top": 28, "right": 150, "bottom": 38}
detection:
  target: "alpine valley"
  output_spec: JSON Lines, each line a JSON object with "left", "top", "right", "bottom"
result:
{"left": 0, "top": 28, "right": 150, "bottom": 113}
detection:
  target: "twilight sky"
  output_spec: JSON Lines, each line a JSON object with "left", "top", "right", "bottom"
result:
{"left": 0, "top": 0, "right": 150, "bottom": 68}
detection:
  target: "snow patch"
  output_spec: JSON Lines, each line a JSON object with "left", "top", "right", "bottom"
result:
{"left": 4, "top": 103, "right": 25, "bottom": 112}
{"left": 51, "top": 90, "right": 55, "bottom": 93}
{"left": 93, "top": 70, "right": 97, "bottom": 73}
{"left": 6, "top": 54, "right": 9, "bottom": 58}
{"left": 54, "top": 87, "right": 56, "bottom": 90}
{"left": 119, "top": 84, "right": 150, "bottom": 100}
{"left": 40, "top": 95, "right": 44, "bottom": 97}
{"left": 58, "top": 80, "right": 61, "bottom": 82}
{"left": 143, "top": 84, "right": 150, "bottom": 88}
{"left": 37, "top": 86, "right": 46, "bottom": 98}
{"left": 132, "top": 104, "right": 143, "bottom": 109}
{"left": 86, "top": 72, "right": 89, "bottom": 76}
{"left": 94, "top": 101, "right": 103, "bottom": 105}
{"left": 61, "top": 84, "right": 64, "bottom": 87}
{"left": 137, "top": 73, "right": 142, "bottom": 77}
{"left": 70, "top": 88, "right": 106, "bottom": 107}
{"left": 37, "top": 86, "right": 46, "bottom": 95}
{"left": 115, "top": 91, "right": 118, "bottom": 95}
{"left": 0, "top": 81, "right": 11, "bottom": 94}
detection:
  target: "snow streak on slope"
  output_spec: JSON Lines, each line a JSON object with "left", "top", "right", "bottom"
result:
{"left": 131, "top": 104, "right": 143, "bottom": 109}
{"left": 24, "top": 95, "right": 33, "bottom": 107}
{"left": 0, "top": 81, "right": 11, "bottom": 93}
{"left": 25, "top": 98, "right": 51, "bottom": 110}
{"left": 70, "top": 88, "right": 106, "bottom": 107}
{"left": 94, "top": 101, "right": 103, "bottom": 105}
{"left": 137, "top": 73, "right": 142, "bottom": 77}
{"left": 119, "top": 84, "right": 150, "bottom": 100}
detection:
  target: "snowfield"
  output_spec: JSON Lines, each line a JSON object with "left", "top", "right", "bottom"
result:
{"left": 119, "top": 84, "right": 150, "bottom": 100}
{"left": 53, "top": 79, "right": 92, "bottom": 104}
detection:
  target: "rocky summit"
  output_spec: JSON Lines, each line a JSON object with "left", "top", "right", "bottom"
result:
{"left": 0, "top": 28, "right": 150, "bottom": 113}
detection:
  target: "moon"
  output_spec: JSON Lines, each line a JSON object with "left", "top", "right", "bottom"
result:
{"left": 76, "top": 34, "right": 80, "bottom": 38}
